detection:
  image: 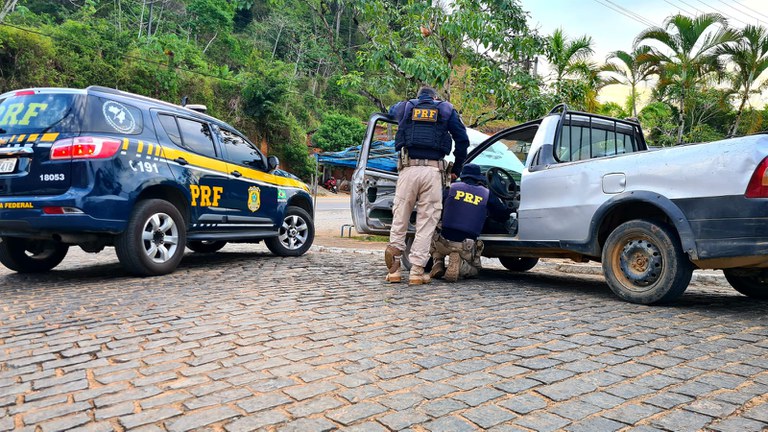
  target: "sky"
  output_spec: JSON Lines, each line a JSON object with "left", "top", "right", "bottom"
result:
{"left": 520, "top": 0, "right": 768, "bottom": 108}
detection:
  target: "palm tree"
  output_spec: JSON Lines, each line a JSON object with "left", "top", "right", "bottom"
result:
{"left": 545, "top": 28, "right": 594, "bottom": 93}
{"left": 636, "top": 13, "right": 739, "bottom": 144}
{"left": 717, "top": 24, "right": 768, "bottom": 137}
{"left": 603, "top": 46, "right": 655, "bottom": 118}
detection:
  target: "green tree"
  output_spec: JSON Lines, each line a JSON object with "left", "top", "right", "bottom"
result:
{"left": 717, "top": 24, "right": 768, "bottom": 137}
{"left": 603, "top": 46, "right": 654, "bottom": 117}
{"left": 312, "top": 113, "right": 365, "bottom": 152}
{"left": 544, "top": 28, "right": 594, "bottom": 94}
{"left": 339, "top": 0, "right": 544, "bottom": 125}
{"left": 636, "top": 13, "right": 738, "bottom": 144}
{"left": 638, "top": 101, "right": 678, "bottom": 147}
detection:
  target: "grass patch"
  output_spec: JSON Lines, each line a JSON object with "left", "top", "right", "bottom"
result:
{"left": 355, "top": 235, "right": 389, "bottom": 242}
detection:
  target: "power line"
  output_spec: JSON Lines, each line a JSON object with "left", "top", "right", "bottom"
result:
{"left": 733, "top": 0, "right": 768, "bottom": 22}
{"left": 716, "top": 0, "right": 767, "bottom": 25}
{"left": 593, "top": 0, "right": 658, "bottom": 28}
{"left": 0, "top": 22, "right": 241, "bottom": 85}
{"left": 601, "top": 0, "right": 659, "bottom": 27}
{"left": 691, "top": 0, "right": 754, "bottom": 27}
{"left": 662, "top": 0, "right": 697, "bottom": 16}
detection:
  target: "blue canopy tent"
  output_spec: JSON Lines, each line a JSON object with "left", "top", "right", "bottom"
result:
{"left": 316, "top": 140, "right": 398, "bottom": 173}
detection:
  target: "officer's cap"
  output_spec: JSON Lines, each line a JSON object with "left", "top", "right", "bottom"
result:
{"left": 460, "top": 164, "right": 485, "bottom": 183}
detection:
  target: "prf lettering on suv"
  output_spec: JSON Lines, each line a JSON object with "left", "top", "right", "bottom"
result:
{"left": 0, "top": 87, "right": 315, "bottom": 276}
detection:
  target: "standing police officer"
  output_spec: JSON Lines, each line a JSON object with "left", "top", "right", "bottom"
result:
{"left": 384, "top": 86, "right": 469, "bottom": 285}
{"left": 430, "top": 164, "right": 510, "bottom": 282}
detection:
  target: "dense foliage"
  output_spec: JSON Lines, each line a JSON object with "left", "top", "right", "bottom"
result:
{"left": 1, "top": 0, "right": 766, "bottom": 179}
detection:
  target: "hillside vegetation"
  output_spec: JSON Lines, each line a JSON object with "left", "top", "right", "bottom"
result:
{"left": 1, "top": 0, "right": 766, "bottom": 178}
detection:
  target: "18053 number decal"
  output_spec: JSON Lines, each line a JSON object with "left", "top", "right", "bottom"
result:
{"left": 40, "top": 173, "right": 65, "bottom": 182}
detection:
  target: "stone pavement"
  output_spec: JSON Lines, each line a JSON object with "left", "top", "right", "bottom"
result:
{"left": 1, "top": 244, "right": 767, "bottom": 432}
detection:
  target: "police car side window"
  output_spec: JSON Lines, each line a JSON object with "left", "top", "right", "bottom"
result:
{"left": 177, "top": 117, "right": 217, "bottom": 158}
{"left": 219, "top": 129, "right": 266, "bottom": 170}
{"left": 157, "top": 114, "right": 182, "bottom": 147}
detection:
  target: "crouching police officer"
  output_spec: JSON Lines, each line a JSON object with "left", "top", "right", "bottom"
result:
{"left": 430, "top": 164, "right": 510, "bottom": 282}
{"left": 385, "top": 86, "right": 469, "bottom": 285}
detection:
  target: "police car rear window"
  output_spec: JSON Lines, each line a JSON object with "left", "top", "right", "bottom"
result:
{"left": 177, "top": 118, "right": 217, "bottom": 158}
{"left": 0, "top": 93, "right": 80, "bottom": 134}
{"left": 84, "top": 96, "right": 143, "bottom": 135}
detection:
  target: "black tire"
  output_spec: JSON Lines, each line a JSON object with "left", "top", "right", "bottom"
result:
{"left": 0, "top": 237, "right": 69, "bottom": 273}
{"left": 115, "top": 199, "right": 186, "bottom": 276}
{"left": 265, "top": 206, "right": 314, "bottom": 256}
{"left": 499, "top": 256, "right": 539, "bottom": 272}
{"left": 602, "top": 219, "right": 693, "bottom": 304}
{"left": 401, "top": 234, "right": 433, "bottom": 272}
{"left": 187, "top": 241, "right": 227, "bottom": 253}
{"left": 723, "top": 269, "right": 768, "bottom": 299}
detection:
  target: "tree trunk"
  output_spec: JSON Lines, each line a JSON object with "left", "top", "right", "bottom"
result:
{"left": 203, "top": 32, "right": 218, "bottom": 53}
{"left": 272, "top": 23, "right": 284, "bottom": 60}
{"left": 729, "top": 91, "right": 749, "bottom": 138}
{"left": 147, "top": 0, "right": 153, "bottom": 38}
{"left": 138, "top": 0, "right": 146, "bottom": 38}
{"left": 677, "top": 92, "right": 685, "bottom": 145}
{"left": 0, "top": 0, "right": 18, "bottom": 22}
{"left": 631, "top": 82, "right": 637, "bottom": 118}
{"left": 334, "top": 2, "right": 344, "bottom": 42}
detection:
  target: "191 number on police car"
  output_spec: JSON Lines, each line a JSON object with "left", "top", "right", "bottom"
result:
{"left": 130, "top": 160, "right": 159, "bottom": 174}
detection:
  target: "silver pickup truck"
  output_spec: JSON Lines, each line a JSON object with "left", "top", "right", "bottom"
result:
{"left": 351, "top": 105, "right": 768, "bottom": 304}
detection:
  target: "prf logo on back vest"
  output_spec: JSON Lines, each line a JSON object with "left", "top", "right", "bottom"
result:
{"left": 190, "top": 185, "right": 223, "bottom": 207}
{"left": 454, "top": 190, "right": 484, "bottom": 205}
{"left": 412, "top": 108, "right": 438, "bottom": 122}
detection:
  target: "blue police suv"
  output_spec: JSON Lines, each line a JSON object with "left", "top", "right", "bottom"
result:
{"left": 0, "top": 86, "right": 314, "bottom": 276}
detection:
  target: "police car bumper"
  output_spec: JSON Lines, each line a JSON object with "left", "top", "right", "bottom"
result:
{"left": 0, "top": 198, "right": 126, "bottom": 237}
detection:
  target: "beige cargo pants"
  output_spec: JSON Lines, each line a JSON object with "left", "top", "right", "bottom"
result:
{"left": 388, "top": 165, "right": 443, "bottom": 268}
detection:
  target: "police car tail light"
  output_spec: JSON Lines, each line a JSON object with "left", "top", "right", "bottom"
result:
{"left": 51, "top": 137, "right": 121, "bottom": 160}
{"left": 746, "top": 157, "right": 768, "bottom": 198}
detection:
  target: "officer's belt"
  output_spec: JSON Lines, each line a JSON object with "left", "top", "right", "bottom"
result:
{"left": 403, "top": 159, "right": 446, "bottom": 169}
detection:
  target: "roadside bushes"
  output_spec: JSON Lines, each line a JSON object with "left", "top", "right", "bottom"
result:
{"left": 312, "top": 113, "right": 366, "bottom": 152}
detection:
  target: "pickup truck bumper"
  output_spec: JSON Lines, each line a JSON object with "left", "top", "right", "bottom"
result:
{"left": 676, "top": 195, "right": 768, "bottom": 264}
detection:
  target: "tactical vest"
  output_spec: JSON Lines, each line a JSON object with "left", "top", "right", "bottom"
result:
{"left": 443, "top": 182, "right": 490, "bottom": 238}
{"left": 395, "top": 98, "right": 454, "bottom": 155}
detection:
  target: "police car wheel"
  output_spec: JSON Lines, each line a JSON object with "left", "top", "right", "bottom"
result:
{"left": 187, "top": 241, "right": 227, "bottom": 253}
{"left": 0, "top": 237, "right": 69, "bottom": 273}
{"left": 265, "top": 206, "right": 314, "bottom": 257}
{"left": 115, "top": 199, "right": 186, "bottom": 276}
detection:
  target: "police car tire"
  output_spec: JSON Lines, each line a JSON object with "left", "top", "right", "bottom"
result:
{"left": 187, "top": 241, "right": 227, "bottom": 253}
{"left": 499, "top": 256, "right": 539, "bottom": 272}
{"left": 265, "top": 206, "right": 314, "bottom": 257}
{"left": 0, "top": 237, "right": 69, "bottom": 273}
{"left": 115, "top": 199, "right": 186, "bottom": 276}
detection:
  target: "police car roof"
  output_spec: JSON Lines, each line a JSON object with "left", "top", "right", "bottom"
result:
{"left": 0, "top": 86, "right": 236, "bottom": 131}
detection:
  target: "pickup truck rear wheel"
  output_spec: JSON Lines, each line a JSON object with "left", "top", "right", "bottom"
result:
{"left": 602, "top": 220, "right": 693, "bottom": 304}
{"left": 115, "top": 199, "right": 186, "bottom": 276}
{"left": 265, "top": 206, "right": 314, "bottom": 256}
{"left": 723, "top": 269, "right": 768, "bottom": 299}
{"left": 499, "top": 257, "right": 539, "bottom": 272}
{"left": 187, "top": 241, "right": 227, "bottom": 253}
{"left": 0, "top": 237, "right": 69, "bottom": 273}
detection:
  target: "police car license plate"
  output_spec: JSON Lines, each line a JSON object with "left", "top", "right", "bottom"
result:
{"left": 0, "top": 158, "right": 17, "bottom": 173}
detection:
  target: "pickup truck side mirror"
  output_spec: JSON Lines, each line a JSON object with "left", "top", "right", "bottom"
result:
{"left": 267, "top": 155, "right": 279, "bottom": 172}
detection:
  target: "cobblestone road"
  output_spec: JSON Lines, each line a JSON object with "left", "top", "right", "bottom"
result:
{"left": 1, "top": 245, "right": 767, "bottom": 432}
